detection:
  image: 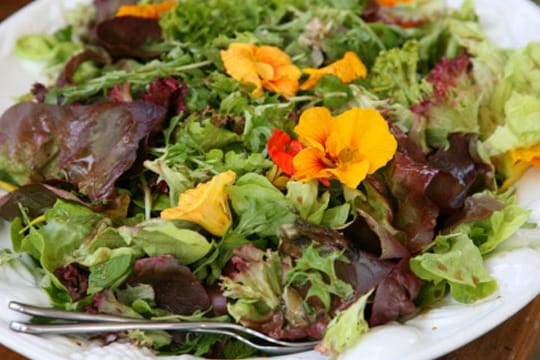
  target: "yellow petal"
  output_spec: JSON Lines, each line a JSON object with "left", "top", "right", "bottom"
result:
{"left": 300, "top": 51, "right": 367, "bottom": 90}
{"left": 220, "top": 44, "right": 263, "bottom": 97}
{"left": 332, "top": 108, "right": 397, "bottom": 174}
{"left": 293, "top": 147, "right": 329, "bottom": 182}
{"left": 294, "top": 107, "right": 333, "bottom": 150}
{"left": 326, "top": 159, "right": 370, "bottom": 189}
{"left": 161, "top": 171, "right": 236, "bottom": 236}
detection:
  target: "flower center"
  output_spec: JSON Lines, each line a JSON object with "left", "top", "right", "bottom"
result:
{"left": 255, "top": 62, "right": 275, "bottom": 80}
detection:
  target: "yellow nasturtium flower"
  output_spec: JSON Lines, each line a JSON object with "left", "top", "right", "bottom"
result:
{"left": 115, "top": 1, "right": 177, "bottom": 19}
{"left": 300, "top": 51, "right": 367, "bottom": 90}
{"left": 220, "top": 43, "right": 302, "bottom": 98}
{"left": 293, "top": 107, "right": 397, "bottom": 189}
{"left": 499, "top": 142, "right": 540, "bottom": 191}
{"left": 161, "top": 171, "right": 236, "bottom": 236}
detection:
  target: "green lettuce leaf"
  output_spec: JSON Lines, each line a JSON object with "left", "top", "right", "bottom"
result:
{"left": 227, "top": 173, "right": 296, "bottom": 238}
{"left": 285, "top": 244, "right": 353, "bottom": 310}
{"left": 368, "top": 40, "right": 428, "bottom": 107}
{"left": 317, "top": 289, "right": 373, "bottom": 356}
{"left": 453, "top": 195, "right": 530, "bottom": 255}
{"left": 119, "top": 220, "right": 212, "bottom": 265}
{"left": 410, "top": 233, "right": 497, "bottom": 304}
{"left": 484, "top": 92, "right": 540, "bottom": 154}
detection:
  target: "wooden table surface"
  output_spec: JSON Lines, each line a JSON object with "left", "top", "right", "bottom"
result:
{"left": 1, "top": 1, "right": 540, "bottom": 359}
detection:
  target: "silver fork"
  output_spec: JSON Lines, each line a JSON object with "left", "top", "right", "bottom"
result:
{"left": 8, "top": 301, "right": 319, "bottom": 355}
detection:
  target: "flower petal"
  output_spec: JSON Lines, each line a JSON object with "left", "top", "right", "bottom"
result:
{"left": 294, "top": 107, "right": 333, "bottom": 150}
{"left": 332, "top": 108, "right": 397, "bottom": 173}
{"left": 220, "top": 43, "right": 263, "bottom": 97}
{"left": 293, "top": 147, "right": 329, "bottom": 182}
{"left": 326, "top": 159, "right": 370, "bottom": 189}
{"left": 161, "top": 171, "right": 236, "bottom": 236}
{"left": 300, "top": 51, "right": 367, "bottom": 90}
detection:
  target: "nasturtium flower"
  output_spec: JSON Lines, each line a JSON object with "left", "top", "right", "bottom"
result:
{"left": 300, "top": 51, "right": 367, "bottom": 91}
{"left": 375, "top": 0, "right": 414, "bottom": 7}
{"left": 115, "top": 1, "right": 177, "bottom": 19}
{"left": 510, "top": 143, "right": 540, "bottom": 168}
{"left": 161, "top": 171, "right": 236, "bottom": 236}
{"left": 220, "top": 43, "right": 302, "bottom": 98}
{"left": 293, "top": 107, "right": 397, "bottom": 189}
{"left": 267, "top": 128, "right": 304, "bottom": 176}
{"left": 499, "top": 143, "right": 540, "bottom": 191}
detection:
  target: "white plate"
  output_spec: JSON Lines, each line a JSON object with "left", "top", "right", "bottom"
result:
{"left": 0, "top": 1, "right": 540, "bottom": 359}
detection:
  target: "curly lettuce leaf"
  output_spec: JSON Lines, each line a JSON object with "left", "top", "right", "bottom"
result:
{"left": 368, "top": 40, "right": 429, "bottom": 107}
{"left": 285, "top": 244, "right": 353, "bottom": 310}
{"left": 220, "top": 244, "right": 282, "bottom": 323}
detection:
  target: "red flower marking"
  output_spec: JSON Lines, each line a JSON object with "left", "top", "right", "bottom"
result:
{"left": 267, "top": 128, "right": 304, "bottom": 176}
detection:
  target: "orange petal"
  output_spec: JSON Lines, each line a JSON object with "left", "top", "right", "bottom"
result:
{"left": 221, "top": 43, "right": 263, "bottom": 97}
{"left": 293, "top": 147, "right": 329, "bottom": 182}
{"left": 326, "top": 159, "right": 370, "bottom": 189}
{"left": 300, "top": 51, "right": 367, "bottom": 90}
{"left": 331, "top": 108, "right": 397, "bottom": 174}
{"left": 294, "top": 107, "right": 333, "bottom": 150}
{"left": 256, "top": 46, "right": 295, "bottom": 67}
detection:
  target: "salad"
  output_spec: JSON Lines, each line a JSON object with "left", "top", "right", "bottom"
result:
{"left": 0, "top": 0, "right": 539, "bottom": 358}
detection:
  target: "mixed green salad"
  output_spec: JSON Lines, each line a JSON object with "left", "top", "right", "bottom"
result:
{"left": 0, "top": 0, "right": 539, "bottom": 358}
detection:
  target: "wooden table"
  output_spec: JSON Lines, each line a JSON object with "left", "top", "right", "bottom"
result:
{"left": 1, "top": 1, "right": 540, "bottom": 359}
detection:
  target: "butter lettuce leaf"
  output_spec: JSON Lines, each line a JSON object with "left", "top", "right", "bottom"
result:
{"left": 317, "top": 289, "right": 373, "bottom": 356}
{"left": 410, "top": 233, "right": 497, "bottom": 304}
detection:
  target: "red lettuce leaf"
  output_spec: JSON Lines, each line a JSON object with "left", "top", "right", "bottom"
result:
{"left": 95, "top": 16, "right": 163, "bottom": 59}
{"left": 129, "top": 254, "right": 210, "bottom": 315}
{"left": 0, "top": 183, "right": 87, "bottom": 221}
{"left": 56, "top": 48, "right": 111, "bottom": 87}
{"left": 369, "top": 258, "right": 422, "bottom": 327}
{"left": 388, "top": 151, "right": 439, "bottom": 254}
{"left": 93, "top": 0, "right": 139, "bottom": 24}
{"left": 53, "top": 263, "right": 90, "bottom": 301}
{"left": 0, "top": 101, "right": 166, "bottom": 200}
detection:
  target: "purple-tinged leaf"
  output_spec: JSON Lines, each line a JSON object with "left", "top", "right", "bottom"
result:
{"left": 56, "top": 48, "right": 111, "bottom": 87}
{"left": 0, "top": 183, "right": 87, "bottom": 221}
{"left": 388, "top": 152, "right": 439, "bottom": 254}
{"left": 53, "top": 263, "right": 90, "bottom": 301}
{"left": 369, "top": 258, "right": 422, "bottom": 327}
{"left": 0, "top": 101, "right": 166, "bottom": 200}
{"left": 130, "top": 254, "right": 210, "bottom": 315}
{"left": 95, "top": 16, "right": 163, "bottom": 59}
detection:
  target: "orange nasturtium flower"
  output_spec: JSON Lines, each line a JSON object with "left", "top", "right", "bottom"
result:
{"left": 267, "top": 128, "right": 304, "bottom": 176}
{"left": 300, "top": 51, "right": 367, "bottom": 91}
{"left": 115, "top": 1, "right": 176, "bottom": 19}
{"left": 375, "top": 0, "right": 414, "bottom": 7}
{"left": 220, "top": 43, "right": 302, "bottom": 98}
{"left": 293, "top": 107, "right": 397, "bottom": 189}
{"left": 161, "top": 171, "right": 236, "bottom": 236}
{"left": 499, "top": 143, "right": 540, "bottom": 191}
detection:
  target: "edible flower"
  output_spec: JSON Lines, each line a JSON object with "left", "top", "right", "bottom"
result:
{"left": 499, "top": 143, "right": 540, "bottom": 191}
{"left": 267, "top": 128, "right": 304, "bottom": 176}
{"left": 220, "top": 43, "right": 302, "bottom": 98}
{"left": 375, "top": 0, "right": 414, "bottom": 7}
{"left": 161, "top": 171, "right": 236, "bottom": 236}
{"left": 115, "top": 1, "right": 176, "bottom": 19}
{"left": 300, "top": 51, "right": 367, "bottom": 90}
{"left": 293, "top": 107, "right": 397, "bottom": 188}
